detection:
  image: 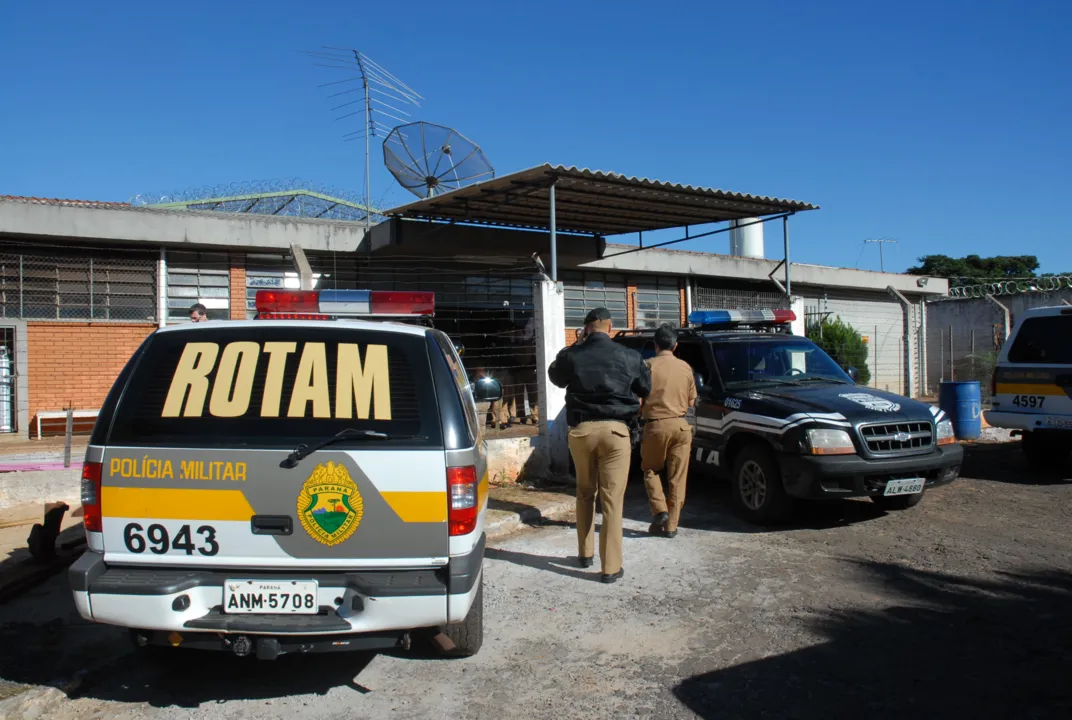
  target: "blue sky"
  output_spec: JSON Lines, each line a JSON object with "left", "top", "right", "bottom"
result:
{"left": 2, "top": 0, "right": 1069, "bottom": 274}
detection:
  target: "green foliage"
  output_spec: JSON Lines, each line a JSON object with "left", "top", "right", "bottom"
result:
{"left": 806, "top": 317, "right": 871, "bottom": 385}
{"left": 906, "top": 254, "right": 1040, "bottom": 280}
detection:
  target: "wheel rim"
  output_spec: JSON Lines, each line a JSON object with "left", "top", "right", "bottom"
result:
{"left": 739, "top": 460, "right": 767, "bottom": 510}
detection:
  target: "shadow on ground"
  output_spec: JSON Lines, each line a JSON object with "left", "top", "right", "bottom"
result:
{"left": 674, "top": 562, "right": 1072, "bottom": 718}
{"left": 961, "top": 441, "right": 1071, "bottom": 485}
{"left": 0, "top": 572, "right": 390, "bottom": 709}
{"left": 624, "top": 475, "right": 889, "bottom": 535}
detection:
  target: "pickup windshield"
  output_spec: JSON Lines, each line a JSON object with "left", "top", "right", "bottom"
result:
{"left": 711, "top": 337, "right": 852, "bottom": 389}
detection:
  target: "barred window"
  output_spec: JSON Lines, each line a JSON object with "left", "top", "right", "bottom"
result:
{"left": 632, "top": 276, "right": 681, "bottom": 328}
{"left": 167, "top": 252, "right": 230, "bottom": 322}
{"left": 0, "top": 251, "right": 156, "bottom": 322}
{"left": 245, "top": 253, "right": 301, "bottom": 319}
{"left": 562, "top": 272, "right": 627, "bottom": 328}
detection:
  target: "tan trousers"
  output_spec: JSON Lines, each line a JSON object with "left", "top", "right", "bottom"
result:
{"left": 641, "top": 417, "right": 693, "bottom": 532}
{"left": 567, "top": 420, "right": 631, "bottom": 574}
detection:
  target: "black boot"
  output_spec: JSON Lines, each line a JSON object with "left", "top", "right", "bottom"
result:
{"left": 649, "top": 511, "right": 669, "bottom": 536}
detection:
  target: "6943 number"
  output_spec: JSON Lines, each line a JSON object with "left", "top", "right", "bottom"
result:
{"left": 122, "top": 523, "right": 219, "bottom": 556}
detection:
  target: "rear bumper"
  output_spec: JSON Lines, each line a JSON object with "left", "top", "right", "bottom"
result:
{"left": 779, "top": 444, "right": 964, "bottom": 499}
{"left": 69, "top": 534, "right": 484, "bottom": 636}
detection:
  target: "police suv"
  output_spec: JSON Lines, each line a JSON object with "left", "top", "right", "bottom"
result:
{"left": 615, "top": 309, "right": 963, "bottom": 525}
{"left": 69, "top": 289, "right": 501, "bottom": 659}
{"left": 984, "top": 305, "right": 1072, "bottom": 469}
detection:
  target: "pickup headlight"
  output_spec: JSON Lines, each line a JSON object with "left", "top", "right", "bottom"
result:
{"left": 806, "top": 428, "right": 856, "bottom": 455}
{"left": 936, "top": 419, "right": 956, "bottom": 446}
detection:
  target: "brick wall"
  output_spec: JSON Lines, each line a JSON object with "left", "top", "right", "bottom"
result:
{"left": 27, "top": 322, "right": 156, "bottom": 436}
{"left": 229, "top": 253, "right": 247, "bottom": 320}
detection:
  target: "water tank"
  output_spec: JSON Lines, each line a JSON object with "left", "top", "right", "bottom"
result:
{"left": 729, "top": 218, "right": 764, "bottom": 259}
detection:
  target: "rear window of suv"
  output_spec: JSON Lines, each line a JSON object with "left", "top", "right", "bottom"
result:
{"left": 1007, "top": 316, "right": 1072, "bottom": 364}
{"left": 105, "top": 325, "right": 442, "bottom": 449}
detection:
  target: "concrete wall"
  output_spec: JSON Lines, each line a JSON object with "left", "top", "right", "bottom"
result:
{"left": 925, "top": 288, "right": 1072, "bottom": 394}
{"left": 0, "top": 199, "right": 368, "bottom": 254}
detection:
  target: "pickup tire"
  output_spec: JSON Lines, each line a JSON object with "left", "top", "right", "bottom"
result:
{"left": 871, "top": 490, "right": 924, "bottom": 511}
{"left": 730, "top": 443, "right": 793, "bottom": 525}
{"left": 441, "top": 574, "right": 483, "bottom": 657}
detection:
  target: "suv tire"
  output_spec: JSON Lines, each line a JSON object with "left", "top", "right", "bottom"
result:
{"left": 871, "top": 491, "right": 924, "bottom": 511}
{"left": 730, "top": 443, "right": 793, "bottom": 525}
{"left": 441, "top": 574, "right": 483, "bottom": 657}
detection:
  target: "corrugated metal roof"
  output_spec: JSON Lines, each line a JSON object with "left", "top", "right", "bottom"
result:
{"left": 385, "top": 164, "right": 818, "bottom": 236}
{"left": 0, "top": 195, "right": 130, "bottom": 209}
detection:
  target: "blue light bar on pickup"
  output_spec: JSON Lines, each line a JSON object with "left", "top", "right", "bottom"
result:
{"left": 688, "top": 309, "right": 796, "bottom": 327}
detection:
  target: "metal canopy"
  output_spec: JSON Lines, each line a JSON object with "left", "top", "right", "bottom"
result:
{"left": 385, "top": 164, "right": 818, "bottom": 236}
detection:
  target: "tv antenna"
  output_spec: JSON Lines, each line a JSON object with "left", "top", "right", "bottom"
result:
{"left": 383, "top": 121, "right": 495, "bottom": 198}
{"left": 863, "top": 237, "right": 898, "bottom": 272}
{"left": 305, "top": 48, "right": 423, "bottom": 228}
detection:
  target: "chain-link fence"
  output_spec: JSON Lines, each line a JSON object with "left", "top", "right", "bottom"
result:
{"left": 930, "top": 324, "right": 1002, "bottom": 402}
{"left": 804, "top": 297, "right": 919, "bottom": 397}
{"left": 0, "top": 249, "right": 158, "bottom": 322}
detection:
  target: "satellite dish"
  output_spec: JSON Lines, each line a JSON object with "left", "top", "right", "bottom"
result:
{"left": 384, "top": 121, "right": 494, "bottom": 198}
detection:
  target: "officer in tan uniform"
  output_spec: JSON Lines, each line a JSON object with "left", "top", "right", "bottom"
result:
{"left": 549, "top": 308, "right": 651, "bottom": 584}
{"left": 641, "top": 324, "right": 697, "bottom": 538}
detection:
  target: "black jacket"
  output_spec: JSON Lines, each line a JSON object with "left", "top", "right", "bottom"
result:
{"left": 548, "top": 333, "right": 652, "bottom": 425}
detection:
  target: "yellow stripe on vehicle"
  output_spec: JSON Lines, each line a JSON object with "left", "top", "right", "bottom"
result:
{"left": 380, "top": 492, "right": 447, "bottom": 523}
{"left": 478, "top": 471, "right": 489, "bottom": 510}
{"left": 996, "top": 383, "right": 1067, "bottom": 396}
{"left": 102, "top": 487, "right": 254, "bottom": 521}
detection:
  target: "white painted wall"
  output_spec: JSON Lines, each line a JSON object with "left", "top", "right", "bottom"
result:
{"left": 534, "top": 279, "right": 568, "bottom": 473}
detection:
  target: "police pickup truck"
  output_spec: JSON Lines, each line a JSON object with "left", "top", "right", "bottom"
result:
{"left": 614, "top": 309, "right": 963, "bottom": 525}
{"left": 70, "top": 289, "right": 501, "bottom": 659}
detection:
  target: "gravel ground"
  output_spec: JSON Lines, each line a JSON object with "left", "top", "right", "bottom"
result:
{"left": 2, "top": 440, "right": 1071, "bottom": 719}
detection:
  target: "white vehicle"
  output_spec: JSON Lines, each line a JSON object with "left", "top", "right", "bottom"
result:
{"left": 984, "top": 305, "right": 1072, "bottom": 469}
{"left": 69, "top": 289, "right": 502, "bottom": 659}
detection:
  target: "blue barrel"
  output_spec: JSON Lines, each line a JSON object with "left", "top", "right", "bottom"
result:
{"left": 938, "top": 381, "right": 981, "bottom": 440}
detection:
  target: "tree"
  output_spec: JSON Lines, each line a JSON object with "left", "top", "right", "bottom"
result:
{"left": 806, "top": 317, "right": 871, "bottom": 385}
{"left": 906, "top": 254, "right": 1040, "bottom": 280}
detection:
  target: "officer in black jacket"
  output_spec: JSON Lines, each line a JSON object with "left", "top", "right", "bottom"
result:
{"left": 549, "top": 307, "right": 651, "bottom": 583}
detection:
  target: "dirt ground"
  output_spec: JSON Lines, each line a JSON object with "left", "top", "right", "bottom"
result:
{"left": 1, "top": 439, "right": 1071, "bottom": 719}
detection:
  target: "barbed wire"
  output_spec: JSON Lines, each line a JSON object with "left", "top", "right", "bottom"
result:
{"left": 129, "top": 178, "right": 383, "bottom": 218}
{"left": 947, "top": 276, "right": 1072, "bottom": 298}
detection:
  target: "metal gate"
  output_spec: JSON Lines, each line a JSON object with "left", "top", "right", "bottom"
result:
{"left": 0, "top": 325, "right": 17, "bottom": 433}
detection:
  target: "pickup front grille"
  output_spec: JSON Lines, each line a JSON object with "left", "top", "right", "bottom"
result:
{"left": 859, "top": 421, "right": 933, "bottom": 455}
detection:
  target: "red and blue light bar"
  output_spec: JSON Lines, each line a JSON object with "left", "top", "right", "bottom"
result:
{"left": 688, "top": 309, "right": 796, "bottom": 327}
{"left": 255, "top": 289, "right": 435, "bottom": 320}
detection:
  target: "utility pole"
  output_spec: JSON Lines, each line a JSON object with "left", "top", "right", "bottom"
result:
{"left": 864, "top": 238, "right": 898, "bottom": 272}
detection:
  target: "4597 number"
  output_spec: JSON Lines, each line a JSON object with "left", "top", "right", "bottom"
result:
{"left": 123, "top": 523, "right": 219, "bottom": 556}
{"left": 1011, "top": 394, "right": 1046, "bottom": 409}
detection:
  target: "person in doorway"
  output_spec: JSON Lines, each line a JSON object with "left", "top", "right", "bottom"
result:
{"left": 189, "top": 303, "right": 209, "bottom": 323}
{"left": 548, "top": 307, "right": 651, "bottom": 584}
{"left": 640, "top": 324, "right": 697, "bottom": 538}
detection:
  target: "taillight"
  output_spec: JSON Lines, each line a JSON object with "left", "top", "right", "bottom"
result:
{"left": 81, "top": 461, "right": 103, "bottom": 532}
{"left": 990, "top": 370, "right": 997, "bottom": 397}
{"left": 447, "top": 465, "right": 478, "bottom": 536}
